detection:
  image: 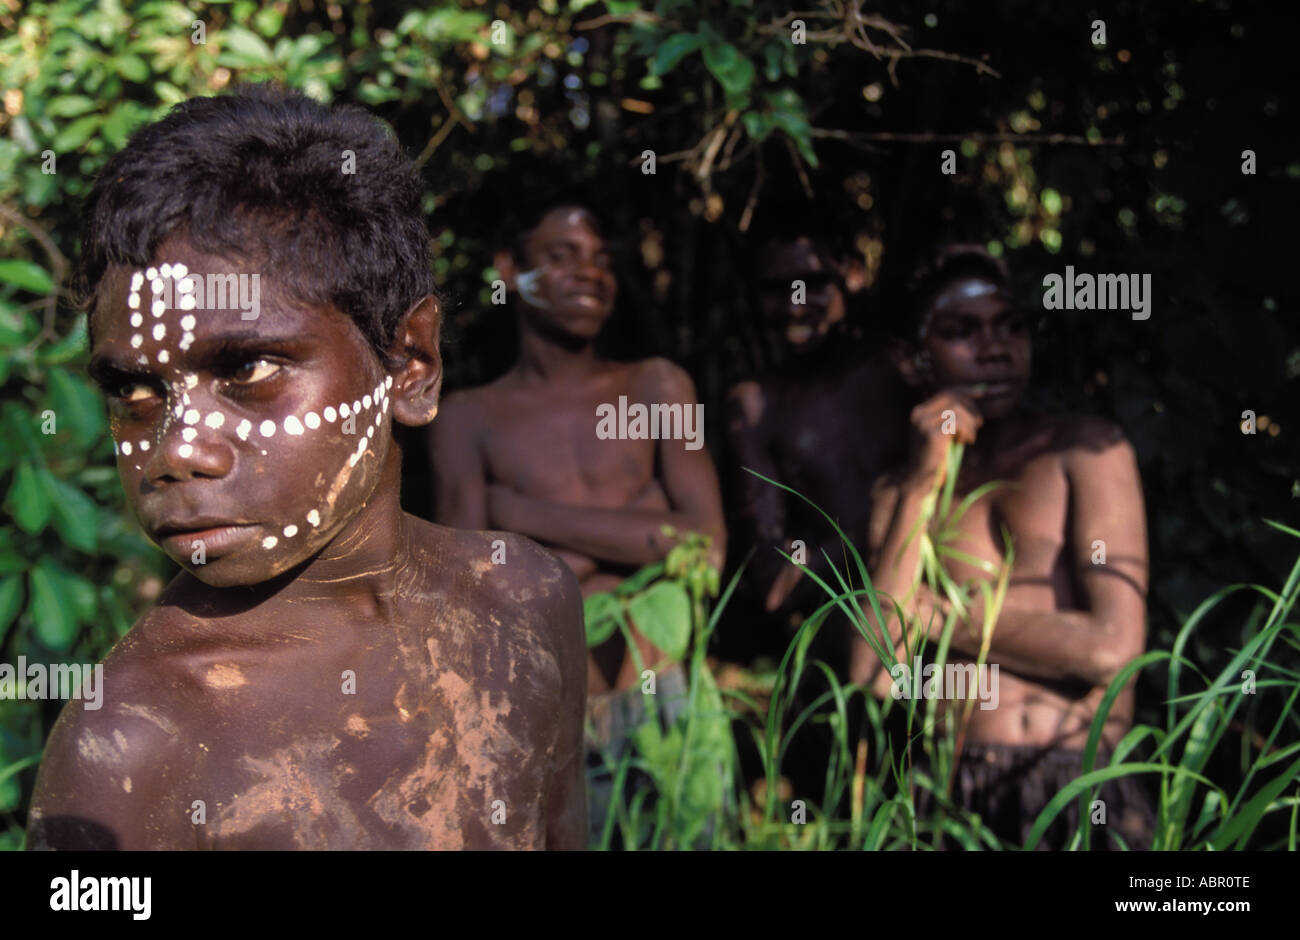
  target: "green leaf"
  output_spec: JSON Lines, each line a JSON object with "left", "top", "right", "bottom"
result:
{"left": 0, "top": 259, "right": 53, "bottom": 294}
{"left": 7, "top": 462, "right": 52, "bottom": 534}
{"left": 47, "top": 476, "right": 99, "bottom": 553}
{"left": 46, "top": 95, "right": 98, "bottom": 118}
{"left": 115, "top": 54, "right": 150, "bottom": 82}
{"left": 0, "top": 576, "right": 23, "bottom": 644}
{"left": 650, "top": 33, "right": 702, "bottom": 77}
{"left": 627, "top": 580, "right": 690, "bottom": 660}
{"left": 29, "top": 563, "right": 77, "bottom": 651}
{"left": 47, "top": 366, "right": 105, "bottom": 448}
{"left": 702, "top": 41, "right": 754, "bottom": 97}
{"left": 218, "top": 26, "right": 277, "bottom": 68}
{"left": 53, "top": 114, "right": 102, "bottom": 152}
{"left": 583, "top": 591, "right": 623, "bottom": 647}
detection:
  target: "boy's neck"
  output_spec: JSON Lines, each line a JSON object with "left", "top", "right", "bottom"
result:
{"left": 514, "top": 321, "right": 604, "bottom": 385}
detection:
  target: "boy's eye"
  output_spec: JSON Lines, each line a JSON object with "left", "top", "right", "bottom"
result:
{"left": 228, "top": 359, "right": 281, "bottom": 384}
{"left": 120, "top": 382, "right": 158, "bottom": 402}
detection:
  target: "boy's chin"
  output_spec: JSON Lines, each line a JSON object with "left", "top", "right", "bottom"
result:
{"left": 174, "top": 552, "right": 304, "bottom": 589}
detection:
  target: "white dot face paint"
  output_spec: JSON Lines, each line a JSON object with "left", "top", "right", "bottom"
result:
{"left": 363, "top": 394, "right": 372, "bottom": 410}
{"left": 339, "top": 403, "right": 351, "bottom": 418}
{"left": 130, "top": 334, "right": 143, "bottom": 348}
{"left": 324, "top": 406, "right": 337, "bottom": 423}
{"left": 262, "top": 536, "right": 278, "bottom": 550}
{"left": 152, "top": 299, "right": 166, "bottom": 317}
{"left": 283, "top": 525, "right": 298, "bottom": 538}
{"left": 385, "top": 375, "right": 393, "bottom": 389}
{"left": 180, "top": 295, "right": 197, "bottom": 311}
{"left": 283, "top": 415, "right": 304, "bottom": 436}
{"left": 153, "top": 324, "right": 166, "bottom": 341}
{"left": 130, "top": 272, "right": 143, "bottom": 291}
{"left": 180, "top": 315, "right": 196, "bottom": 331}
{"left": 352, "top": 400, "right": 361, "bottom": 415}
{"left": 184, "top": 409, "right": 200, "bottom": 425}
{"left": 145, "top": 266, "right": 157, "bottom": 280}
{"left": 259, "top": 420, "right": 276, "bottom": 438}
{"left": 182, "top": 427, "right": 197, "bottom": 442}
{"left": 204, "top": 412, "right": 225, "bottom": 429}
{"left": 121, "top": 441, "right": 133, "bottom": 456}
{"left": 178, "top": 443, "right": 193, "bottom": 458}
{"left": 157, "top": 350, "right": 170, "bottom": 363}
{"left": 139, "top": 440, "right": 150, "bottom": 451}
{"left": 304, "top": 412, "right": 320, "bottom": 430}
{"left": 173, "top": 263, "right": 188, "bottom": 279}
{"left": 130, "top": 312, "right": 143, "bottom": 327}
{"left": 236, "top": 419, "right": 252, "bottom": 441}
{"left": 307, "top": 509, "right": 321, "bottom": 527}
{"left": 185, "top": 374, "right": 199, "bottom": 389}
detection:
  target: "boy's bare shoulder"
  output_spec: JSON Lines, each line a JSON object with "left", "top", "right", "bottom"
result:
{"left": 629, "top": 356, "right": 697, "bottom": 399}
{"left": 405, "top": 515, "right": 584, "bottom": 659}
{"left": 1045, "top": 413, "right": 1132, "bottom": 460}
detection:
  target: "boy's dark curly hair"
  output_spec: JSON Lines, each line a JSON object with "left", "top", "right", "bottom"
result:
{"left": 81, "top": 83, "right": 436, "bottom": 356}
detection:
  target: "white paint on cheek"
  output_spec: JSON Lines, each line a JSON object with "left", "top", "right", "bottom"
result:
{"left": 366, "top": 425, "right": 374, "bottom": 440}
{"left": 352, "top": 399, "right": 361, "bottom": 414}
{"left": 236, "top": 419, "right": 252, "bottom": 441}
{"left": 283, "top": 415, "right": 304, "bottom": 436}
{"left": 121, "top": 441, "right": 132, "bottom": 456}
{"left": 324, "top": 406, "right": 337, "bottom": 423}
{"left": 182, "top": 427, "right": 197, "bottom": 442}
{"left": 150, "top": 278, "right": 164, "bottom": 296}
{"left": 363, "top": 394, "right": 372, "bottom": 410}
{"left": 152, "top": 323, "right": 166, "bottom": 341}
{"left": 130, "top": 312, "right": 143, "bottom": 327}
{"left": 204, "top": 412, "right": 225, "bottom": 429}
{"left": 173, "top": 403, "right": 184, "bottom": 419}
{"left": 259, "top": 420, "right": 276, "bottom": 438}
{"left": 339, "top": 403, "right": 351, "bottom": 418}
{"left": 307, "top": 509, "right": 321, "bottom": 527}
{"left": 385, "top": 375, "right": 393, "bottom": 389}
{"left": 283, "top": 525, "right": 298, "bottom": 538}
{"left": 131, "top": 334, "right": 143, "bottom": 348}
{"left": 151, "top": 299, "right": 166, "bottom": 317}
{"left": 183, "top": 409, "right": 200, "bottom": 425}
{"left": 180, "top": 315, "right": 196, "bottom": 331}
{"left": 139, "top": 440, "right": 150, "bottom": 451}
{"left": 382, "top": 397, "right": 389, "bottom": 414}
{"left": 157, "top": 350, "right": 170, "bottom": 363}
{"left": 304, "top": 412, "right": 320, "bottom": 430}
{"left": 178, "top": 444, "right": 193, "bottom": 458}
{"left": 262, "top": 536, "right": 278, "bottom": 550}
{"left": 145, "top": 267, "right": 158, "bottom": 280}
{"left": 184, "top": 374, "right": 198, "bottom": 389}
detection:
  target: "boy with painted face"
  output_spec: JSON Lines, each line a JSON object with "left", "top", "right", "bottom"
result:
{"left": 858, "top": 245, "right": 1154, "bottom": 849}
{"left": 27, "top": 86, "right": 588, "bottom": 849}
{"left": 428, "top": 202, "right": 726, "bottom": 842}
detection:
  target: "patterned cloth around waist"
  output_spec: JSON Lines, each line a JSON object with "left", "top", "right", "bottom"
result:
{"left": 918, "top": 740, "right": 1157, "bottom": 850}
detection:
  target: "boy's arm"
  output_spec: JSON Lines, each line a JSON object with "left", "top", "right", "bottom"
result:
{"left": 543, "top": 555, "right": 588, "bottom": 849}
{"left": 946, "top": 432, "right": 1148, "bottom": 686}
{"left": 489, "top": 361, "right": 727, "bottom": 569}
{"left": 724, "top": 382, "right": 789, "bottom": 600}
{"left": 28, "top": 697, "right": 182, "bottom": 850}
{"left": 429, "top": 392, "right": 488, "bottom": 530}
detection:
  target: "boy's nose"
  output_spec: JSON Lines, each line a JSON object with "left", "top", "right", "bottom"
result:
{"left": 144, "top": 419, "right": 234, "bottom": 484}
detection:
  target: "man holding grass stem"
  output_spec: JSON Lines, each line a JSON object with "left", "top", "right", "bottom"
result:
{"left": 857, "top": 245, "right": 1156, "bottom": 849}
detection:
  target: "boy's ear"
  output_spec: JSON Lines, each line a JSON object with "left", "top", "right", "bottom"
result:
{"left": 493, "top": 250, "right": 519, "bottom": 291}
{"left": 387, "top": 295, "right": 443, "bottom": 427}
{"left": 888, "top": 336, "right": 930, "bottom": 388}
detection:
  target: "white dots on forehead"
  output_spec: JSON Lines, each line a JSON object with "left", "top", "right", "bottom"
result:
{"left": 130, "top": 334, "right": 143, "bottom": 348}
{"left": 363, "top": 394, "right": 372, "bottom": 410}
{"left": 130, "top": 312, "right": 143, "bottom": 328}
{"left": 130, "top": 272, "right": 143, "bottom": 291}
{"left": 152, "top": 323, "right": 166, "bottom": 341}
{"left": 180, "top": 315, "right": 196, "bottom": 331}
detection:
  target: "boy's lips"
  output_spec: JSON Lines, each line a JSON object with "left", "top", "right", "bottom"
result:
{"left": 153, "top": 520, "right": 260, "bottom": 557}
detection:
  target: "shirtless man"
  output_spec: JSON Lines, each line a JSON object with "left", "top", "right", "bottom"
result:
{"left": 427, "top": 204, "right": 726, "bottom": 840}
{"left": 726, "top": 232, "right": 909, "bottom": 660}
{"left": 858, "top": 245, "right": 1154, "bottom": 849}
{"left": 28, "top": 86, "right": 586, "bottom": 850}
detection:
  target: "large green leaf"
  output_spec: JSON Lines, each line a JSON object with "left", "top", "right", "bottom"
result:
{"left": 702, "top": 41, "right": 754, "bottom": 97}
{"left": 6, "top": 462, "right": 52, "bottom": 534}
{"left": 28, "top": 563, "right": 77, "bottom": 651}
{"left": 583, "top": 591, "right": 623, "bottom": 647}
{"left": 650, "top": 33, "right": 702, "bottom": 77}
{"left": 626, "top": 580, "right": 690, "bottom": 659}
{"left": 0, "top": 259, "right": 53, "bottom": 294}
{"left": 47, "top": 475, "right": 99, "bottom": 553}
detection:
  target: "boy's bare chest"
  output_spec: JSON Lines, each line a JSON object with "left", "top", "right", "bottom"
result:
{"left": 157, "top": 621, "right": 559, "bottom": 848}
{"left": 481, "top": 390, "right": 659, "bottom": 503}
